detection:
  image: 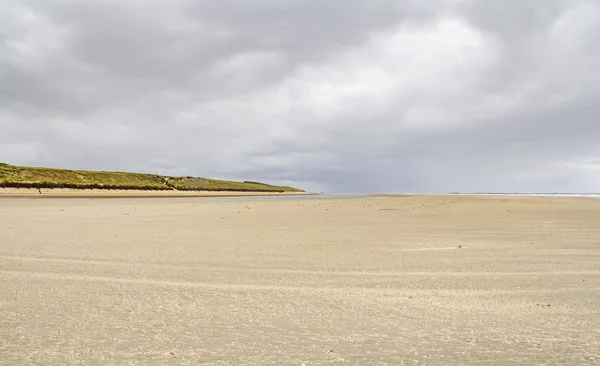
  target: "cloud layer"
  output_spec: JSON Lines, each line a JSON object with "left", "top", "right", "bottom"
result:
{"left": 2, "top": 0, "right": 599, "bottom": 192}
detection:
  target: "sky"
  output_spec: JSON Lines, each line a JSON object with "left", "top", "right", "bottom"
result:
{"left": 1, "top": 0, "right": 599, "bottom": 193}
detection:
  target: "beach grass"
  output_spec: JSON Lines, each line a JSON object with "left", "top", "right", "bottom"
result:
{"left": 0, "top": 163, "right": 303, "bottom": 192}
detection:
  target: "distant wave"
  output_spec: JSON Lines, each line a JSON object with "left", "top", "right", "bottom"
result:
{"left": 447, "top": 193, "right": 600, "bottom": 198}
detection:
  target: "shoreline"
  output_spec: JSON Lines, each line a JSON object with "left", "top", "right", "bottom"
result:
{"left": 376, "top": 193, "right": 600, "bottom": 199}
{"left": 0, "top": 187, "right": 312, "bottom": 198}
{"left": 2, "top": 188, "right": 597, "bottom": 200}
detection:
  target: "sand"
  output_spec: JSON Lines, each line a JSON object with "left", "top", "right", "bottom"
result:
{"left": 1, "top": 195, "right": 599, "bottom": 365}
{"left": 0, "top": 188, "right": 308, "bottom": 198}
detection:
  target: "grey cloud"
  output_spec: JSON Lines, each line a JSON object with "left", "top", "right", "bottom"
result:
{"left": 1, "top": 0, "right": 599, "bottom": 193}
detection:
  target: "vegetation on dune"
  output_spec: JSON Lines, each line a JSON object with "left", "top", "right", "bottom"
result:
{"left": 166, "top": 176, "right": 301, "bottom": 192}
{"left": 241, "top": 180, "right": 300, "bottom": 191}
{"left": 0, "top": 163, "right": 303, "bottom": 192}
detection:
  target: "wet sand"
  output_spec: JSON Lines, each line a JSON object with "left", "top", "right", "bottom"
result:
{"left": 1, "top": 195, "right": 599, "bottom": 364}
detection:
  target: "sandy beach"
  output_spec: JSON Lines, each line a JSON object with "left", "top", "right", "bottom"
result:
{"left": 1, "top": 195, "right": 599, "bottom": 364}
{"left": 0, "top": 187, "right": 309, "bottom": 198}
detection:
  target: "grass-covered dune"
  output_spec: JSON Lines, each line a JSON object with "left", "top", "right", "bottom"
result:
{"left": 0, "top": 163, "right": 303, "bottom": 193}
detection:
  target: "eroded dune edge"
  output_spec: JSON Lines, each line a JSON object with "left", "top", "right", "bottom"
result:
{"left": 0, "top": 187, "right": 311, "bottom": 198}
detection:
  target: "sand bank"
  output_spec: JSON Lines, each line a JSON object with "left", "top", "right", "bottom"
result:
{"left": 0, "top": 187, "right": 309, "bottom": 198}
{"left": 1, "top": 195, "right": 599, "bottom": 364}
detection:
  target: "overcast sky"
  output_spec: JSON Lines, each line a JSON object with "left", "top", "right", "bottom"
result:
{"left": 1, "top": 0, "right": 599, "bottom": 193}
